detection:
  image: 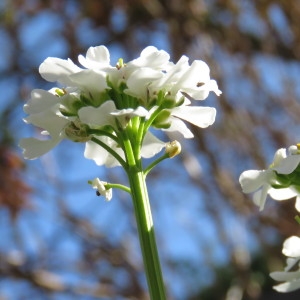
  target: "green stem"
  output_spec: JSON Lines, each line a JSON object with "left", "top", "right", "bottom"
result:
{"left": 87, "top": 128, "right": 119, "bottom": 143}
{"left": 144, "top": 153, "right": 169, "bottom": 177}
{"left": 105, "top": 183, "right": 131, "bottom": 194}
{"left": 127, "top": 169, "right": 167, "bottom": 300}
{"left": 143, "top": 106, "right": 163, "bottom": 135}
{"left": 118, "top": 129, "right": 136, "bottom": 167}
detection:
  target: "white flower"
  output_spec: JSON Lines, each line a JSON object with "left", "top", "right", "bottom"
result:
{"left": 270, "top": 236, "right": 300, "bottom": 292}
{"left": 90, "top": 178, "right": 112, "bottom": 201}
{"left": 21, "top": 44, "right": 221, "bottom": 167}
{"left": 19, "top": 89, "right": 71, "bottom": 159}
{"left": 171, "top": 60, "right": 222, "bottom": 100}
{"left": 239, "top": 146, "right": 300, "bottom": 211}
{"left": 149, "top": 55, "right": 221, "bottom": 103}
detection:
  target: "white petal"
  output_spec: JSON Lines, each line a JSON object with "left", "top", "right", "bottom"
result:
{"left": 206, "top": 80, "right": 222, "bottom": 96}
{"left": 24, "top": 110, "right": 69, "bottom": 137}
{"left": 272, "top": 148, "right": 287, "bottom": 167}
{"left": 68, "top": 69, "right": 108, "bottom": 93}
{"left": 141, "top": 132, "right": 165, "bottom": 158}
{"left": 162, "top": 116, "right": 194, "bottom": 138}
{"left": 39, "top": 57, "right": 81, "bottom": 86}
{"left": 282, "top": 236, "right": 300, "bottom": 257}
{"left": 84, "top": 139, "right": 124, "bottom": 167}
{"left": 288, "top": 145, "right": 298, "bottom": 155}
{"left": 177, "top": 60, "right": 209, "bottom": 89}
{"left": 171, "top": 106, "right": 216, "bottom": 128}
{"left": 151, "top": 56, "right": 189, "bottom": 92}
{"left": 270, "top": 270, "right": 300, "bottom": 282}
{"left": 269, "top": 187, "right": 297, "bottom": 201}
{"left": 78, "top": 101, "right": 116, "bottom": 127}
{"left": 272, "top": 280, "right": 300, "bottom": 293}
{"left": 275, "top": 155, "right": 300, "bottom": 174}
{"left": 111, "top": 106, "right": 149, "bottom": 118}
{"left": 84, "top": 141, "right": 110, "bottom": 166}
{"left": 253, "top": 185, "right": 270, "bottom": 211}
{"left": 78, "top": 45, "right": 110, "bottom": 69}
{"left": 295, "top": 196, "right": 300, "bottom": 212}
{"left": 125, "top": 67, "right": 163, "bottom": 99}
{"left": 24, "top": 89, "right": 60, "bottom": 114}
{"left": 239, "top": 170, "right": 266, "bottom": 193}
{"left": 285, "top": 258, "right": 300, "bottom": 271}
{"left": 19, "top": 137, "right": 62, "bottom": 159}
{"left": 185, "top": 80, "right": 222, "bottom": 100}
{"left": 129, "top": 46, "right": 170, "bottom": 69}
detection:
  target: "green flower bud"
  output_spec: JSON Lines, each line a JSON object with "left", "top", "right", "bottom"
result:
{"left": 152, "top": 110, "right": 171, "bottom": 129}
{"left": 65, "top": 119, "right": 91, "bottom": 142}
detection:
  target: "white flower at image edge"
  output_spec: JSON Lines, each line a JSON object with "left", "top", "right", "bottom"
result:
{"left": 239, "top": 147, "right": 300, "bottom": 211}
{"left": 91, "top": 178, "right": 112, "bottom": 201}
{"left": 270, "top": 236, "right": 300, "bottom": 292}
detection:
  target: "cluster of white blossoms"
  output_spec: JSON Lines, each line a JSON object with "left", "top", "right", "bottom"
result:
{"left": 240, "top": 144, "right": 300, "bottom": 292}
{"left": 270, "top": 236, "right": 300, "bottom": 292}
{"left": 20, "top": 45, "right": 221, "bottom": 168}
{"left": 239, "top": 145, "right": 300, "bottom": 211}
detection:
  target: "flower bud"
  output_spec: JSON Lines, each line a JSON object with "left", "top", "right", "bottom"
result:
{"left": 165, "top": 140, "right": 181, "bottom": 158}
{"left": 64, "top": 120, "right": 91, "bottom": 142}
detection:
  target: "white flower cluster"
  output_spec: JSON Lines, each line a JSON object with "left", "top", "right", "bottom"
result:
{"left": 240, "top": 145, "right": 300, "bottom": 292}
{"left": 239, "top": 145, "right": 300, "bottom": 211}
{"left": 20, "top": 45, "right": 221, "bottom": 167}
{"left": 271, "top": 236, "right": 300, "bottom": 292}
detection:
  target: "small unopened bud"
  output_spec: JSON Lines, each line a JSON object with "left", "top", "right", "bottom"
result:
{"left": 165, "top": 140, "right": 181, "bottom": 158}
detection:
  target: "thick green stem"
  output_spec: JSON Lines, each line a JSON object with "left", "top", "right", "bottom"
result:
{"left": 127, "top": 169, "right": 167, "bottom": 300}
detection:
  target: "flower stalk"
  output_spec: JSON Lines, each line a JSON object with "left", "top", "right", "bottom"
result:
{"left": 121, "top": 115, "right": 167, "bottom": 299}
{"left": 128, "top": 169, "right": 167, "bottom": 299}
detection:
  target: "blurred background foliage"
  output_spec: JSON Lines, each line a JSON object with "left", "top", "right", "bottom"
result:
{"left": 1, "top": 0, "right": 300, "bottom": 299}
